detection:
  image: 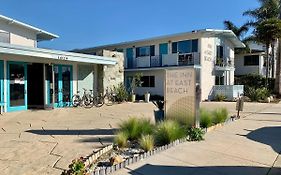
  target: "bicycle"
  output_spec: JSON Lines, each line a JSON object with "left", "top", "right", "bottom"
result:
{"left": 93, "top": 87, "right": 116, "bottom": 107}
{"left": 72, "top": 88, "right": 94, "bottom": 108}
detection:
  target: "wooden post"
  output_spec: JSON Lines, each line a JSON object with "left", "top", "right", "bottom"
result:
{"left": 195, "top": 84, "right": 201, "bottom": 128}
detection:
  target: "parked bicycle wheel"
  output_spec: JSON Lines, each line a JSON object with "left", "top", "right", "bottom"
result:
{"left": 82, "top": 95, "right": 93, "bottom": 108}
{"left": 104, "top": 95, "right": 114, "bottom": 106}
{"left": 93, "top": 95, "right": 104, "bottom": 107}
{"left": 72, "top": 94, "right": 81, "bottom": 107}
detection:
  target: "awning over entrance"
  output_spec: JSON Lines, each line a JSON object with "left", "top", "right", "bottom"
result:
{"left": 0, "top": 43, "right": 116, "bottom": 65}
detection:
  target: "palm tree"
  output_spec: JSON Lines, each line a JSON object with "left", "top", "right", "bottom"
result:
{"left": 276, "top": 0, "right": 281, "bottom": 94}
{"left": 243, "top": 0, "right": 280, "bottom": 25}
{"left": 243, "top": 0, "right": 281, "bottom": 90}
{"left": 223, "top": 21, "right": 249, "bottom": 40}
{"left": 254, "top": 18, "right": 281, "bottom": 86}
{"left": 223, "top": 20, "right": 250, "bottom": 54}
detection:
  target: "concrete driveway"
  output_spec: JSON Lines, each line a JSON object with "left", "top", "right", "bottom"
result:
{"left": 114, "top": 102, "right": 281, "bottom": 175}
{"left": 0, "top": 103, "right": 155, "bottom": 175}
{"left": 0, "top": 101, "right": 279, "bottom": 175}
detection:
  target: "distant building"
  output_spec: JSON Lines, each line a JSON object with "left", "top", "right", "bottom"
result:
{"left": 235, "top": 42, "right": 276, "bottom": 78}
{"left": 76, "top": 29, "right": 245, "bottom": 101}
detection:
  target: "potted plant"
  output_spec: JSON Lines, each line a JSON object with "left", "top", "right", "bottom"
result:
{"left": 152, "top": 100, "right": 165, "bottom": 122}
{"left": 130, "top": 73, "right": 143, "bottom": 102}
{"left": 145, "top": 92, "right": 150, "bottom": 103}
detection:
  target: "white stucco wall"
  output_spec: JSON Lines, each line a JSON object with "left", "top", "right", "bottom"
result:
{"left": 200, "top": 37, "right": 216, "bottom": 101}
{"left": 125, "top": 69, "right": 165, "bottom": 96}
{"left": 235, "top": 53, "right": 264, "bottom": 76}
{"left": 0, "top": 20, "right": 37, "bottom": 47}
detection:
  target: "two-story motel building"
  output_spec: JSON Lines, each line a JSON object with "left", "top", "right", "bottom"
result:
{"left": 0, "top": 15, "right": 123, "bottom": 113}
{"left": 76, "top": 29, "right": 245, "bottom": 101}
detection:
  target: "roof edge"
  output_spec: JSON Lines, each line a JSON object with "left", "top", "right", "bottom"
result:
{"left": 0, "top": 14, "right": 59, "bottom": 41}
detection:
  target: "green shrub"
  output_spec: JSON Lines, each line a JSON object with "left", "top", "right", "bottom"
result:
{"left": 62, "top": 157, "right": 85, "bottom": 175}
{"left": 235, "top": 74, "right": 274, "bottom": 91}
{"left": 214, "top": 93, "right": 226, "bottom": 101}
{"left": 246, "top": 87, "right": 270, "bottom": 101}
{"left": 114, "top": 83, "right": 129, "bottom": 102}
{"left": 154, "top": 120, "right": 186, "bottom": 146}
{"left": 139, "top": 135, "right": 154, "bottom": 151}
{"left": 256, "top": 87, "right": 270, "bottom": 100}
{"left": 114, "top": 131, "right": 128, "bottom": 148}
{"left": 200, "top": 108, "right": 213, "bottom": 128}
{"left": 187, "top": 128, "right": 205, "bottom": 141}
{"left": 212, "top": 108, "right": 228, "bottom": 124}
{"left": 119, "top": 117, "right": 153, "bottom": 140}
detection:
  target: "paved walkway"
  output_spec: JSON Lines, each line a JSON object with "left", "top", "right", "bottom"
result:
{"left": 114, "top": 103, "right": 281, "bottom": 175}
{"left": 0, "top": 103, "right": 155, "bottom": 175}
{"left": 0, "top": 102, "right": 279, "bottom": 175}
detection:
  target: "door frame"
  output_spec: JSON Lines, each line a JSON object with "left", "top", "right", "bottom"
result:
{"left": 54, "top": 64, "right": 73, "bottom": 108}
{"left": 7, "top": 61, "right": 28, "bottom": 112}
{"left": 0, "top": 60, "right": 4, "bottom": 103}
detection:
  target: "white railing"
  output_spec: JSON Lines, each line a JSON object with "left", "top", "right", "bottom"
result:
{"left": 127, "top": 53, "right": 200, "bottom": 69}
{"left": 162, "top": 53, "right": 200, "bottom": 67}
{"left": 212, "top": 85, "right": 244, "bottom": 100}
{"left": 136, "top": 56, "right": 151, "bottom": 68}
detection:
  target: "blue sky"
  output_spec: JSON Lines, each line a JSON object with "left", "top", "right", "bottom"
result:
{"left": 0, "top": 0, "right": 259, "bottom": 51}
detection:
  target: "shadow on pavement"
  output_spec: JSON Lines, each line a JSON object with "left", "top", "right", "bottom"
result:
{"left": 246, "top": 126, "right": 281, "bottom": 154}
{"left": 127, "top": 164, "right": 277, "bottom": 175}
{"left": 78, "top": 136, "right": 114, "bottom": 143}
{"left": 25, "top": 128, "right": 117, "bottom": 135}
{"left": 243, "top": 118, "right": 281, "bottom": 123}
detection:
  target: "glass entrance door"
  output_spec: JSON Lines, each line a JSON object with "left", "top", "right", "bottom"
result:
{"left": 7, "top": 62, "right": 27, "bottom": 112}
{"left": 54, "top": 65, "right": 72, "bottom": 107}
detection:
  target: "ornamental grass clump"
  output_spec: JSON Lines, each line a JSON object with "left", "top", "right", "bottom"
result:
{"left": 200, "top": 108, "right": 213, "bottom": 128}
{"left": 139, "top": 135, "right": 154, "bottom": 151}
{"left": 114, "top": 131, "right": 128, "bottom": 148}
{"left": 154, "top": 120, "right": 186, "bottom": 146}
{"left": 212, "top": 107, "right": 228, "bottom": 124}
{"left": 119, "top": 117, "right": 153, "bottom": 141}
{"left": 187, "top": 127, "right": 205, "bottom": 141}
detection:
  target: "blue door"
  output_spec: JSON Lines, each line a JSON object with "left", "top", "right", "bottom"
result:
{"left": 159, "top": 43, "right": 168, "bottom": 66}
{"left": 126, "top": 48, "right": 134, "bottom": 69}
{"left": 159, "top": 43, "right": 168, "bottom": 55}
{"left": 7, "top": 62, "right": 27, "bottom": 112}
{"left": 0, "top": 60, "right": 4, "bottom": 104}
{"left": 54, "top": 65, "right": 73, "bottom": 107}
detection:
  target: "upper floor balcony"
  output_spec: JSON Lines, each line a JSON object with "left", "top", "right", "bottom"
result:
{"left": 127, "top": 52, "right": 200, "bottom": 69}
{"left": 214, "top": 57, "right": 234, "bottom": 71}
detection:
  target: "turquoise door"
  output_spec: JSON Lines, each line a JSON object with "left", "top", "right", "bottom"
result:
{"left": 7, "top": 62, "right": 27, "bottom": 112}
{"left": 159, "top": 43, "right": 168, "bottom": 55}
{"left": 54, "top": 65, "right": 73, "bottom": 107}
{"left": 159, "top": 43, "right": 168, "bottom": 66}
{"left": 0, "top": 60, "right": 4, "bottom": 104}
{"left": 126, "top": 48, "right": 134, "bottom": 68}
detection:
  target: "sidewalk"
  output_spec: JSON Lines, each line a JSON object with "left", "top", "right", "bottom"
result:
{"left": 114, "top": 103, "right": 281, "bottom": 175}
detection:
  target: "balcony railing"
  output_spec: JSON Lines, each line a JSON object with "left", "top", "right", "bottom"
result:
{"left": 162, "top": 53, "right": 200, "bottom": 67}
{"left": 127, "top": 52, "right": 200, "bottom": 69}
{"left": 214, "top": 58, "right": 234, "bottom": 71}
{"left": 134, "top": 55, "right": 162, "bottom": 68}
{"left": 211, "top": 85, "right": 244, "bottom": 100}
{"left": 215, "top": 58, "right": 233, "bottom": 67}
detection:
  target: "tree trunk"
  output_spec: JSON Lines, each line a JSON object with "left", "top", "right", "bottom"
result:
{"left": 274, "top": 0, "right": 281, "bottom": 94}
{"left": 274, "top": 39, "right": 281, "bottom": 94}
{"left": 271, "top": 43, "right": 275, "bottom": 78}
{"left": 266, "top": 45, "right": 269, "bottom": 87}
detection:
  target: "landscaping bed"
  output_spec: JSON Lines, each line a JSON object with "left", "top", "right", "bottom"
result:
{"left": 63, "top": 107, "right": 233, "bottom": 175}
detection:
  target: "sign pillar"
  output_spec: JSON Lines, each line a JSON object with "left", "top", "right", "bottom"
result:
{"left": 165, "top": 68, "right": 197, "bottom": 127}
